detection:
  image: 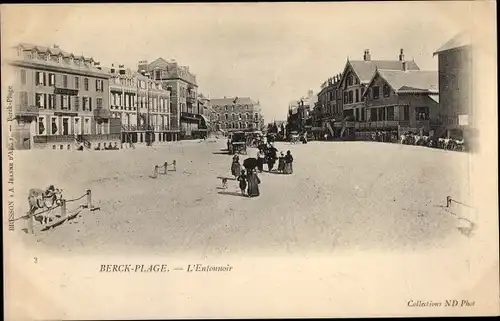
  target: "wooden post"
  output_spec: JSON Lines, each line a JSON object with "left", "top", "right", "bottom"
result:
{"left": 173, "top": 160, "right": 176, "bottom": 171}
{"left": 153, "top": 165, "right": 159, "bottom": 178}
{"left": 60, "top": 199, "right": 67, "bottom": 218}
{"left": 27, "top": 212, "right": 34, "bottom": 235}
{"left": 86, "top": 189, "right": 92, "bottom": 208}
{"left": 446, "top": 196, "right": 451, "bottom": 208}
{"left": 163, "top": 162, "right": 168, "bottom": 174}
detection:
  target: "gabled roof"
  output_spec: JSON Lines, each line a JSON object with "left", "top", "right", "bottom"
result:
{"left": 363, "top": 69, "right": 438, "bottom": 96}
{"left": 433, "top": 32, "right": 471, "bottom": 55}
{"left": 210, "top": 97, "right": 258, "bottom": 106}
{"left": 346, "top": 60, "right": 420, "bottom": 84}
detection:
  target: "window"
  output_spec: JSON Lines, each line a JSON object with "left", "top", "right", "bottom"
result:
{"left": 74, "top": 96, "right": 80, "bottom": 111}
{"left": 415, "top": 107, "right": 429, "bottom": 120}
{"left": 84, "top": 78, "right": 89, "bottom": 91}
{"left": 74, "top": 118, "right": 81, "bottom": 135}
{"left": 225, "top": 113, "right": 228, "bottom": 120}
{"left": 355, "top": 89, "right": 359, "bottom": 102}
{"left": 254, "top": 113, "right": 258, "bottom": 120}
{"left": 38, "top": 117, "right": 46, "bottom": 135}
{"left": 82, "top": 97, "right": 89, "bottom": 111}
{"left": 35, "top": 93, "right": 45, "bottom": 108}
{"left": 35, "top": 71, "right": 46, "bottom": 86}
{"left": 348, "top": 91, "right": 353, "bottom": 104}
{"left": 61, "top": 95, "right": 69, "bottom": 110}
{"left": 348, "top": 75, "right": 353, "bottom": 86}
{"left": 387, "top": 106, "right": 395, "bottom": 120}
{"left": 75, "top": 77, "right": 80, "bottom": 89}
{"left": 343, "top": 92, "right": 348, "bottom": 104}
{"left": 372, "top": 86, "right": 380, "bottom": 99}
{"left": 49, "top": 73, "right": 55, "bottom": 86}
{"left": 232, "top": 114, "right": 237, "bottom": 121}
{"left": 96, "top": 98, "right": 102, "bottom": 109}
{"left": 63, "top": 75, "right": 68, "bottom": 88}
{"left": 355, "top": 108, "right": 359, "bottom": 121}
{"left": 20, "top": 69, "right": 27, "bottom": 85}
{"left": 48, "top": 94, "right": 55, "bottom": 109}
{"left": 51, "top": 117, "right": 58, "bottom": 135}
{"left": 96, "top": 79, "right": 104, "bottom": 92}
{"left": 84, "top": 118, "right": 91, "bottom": 134}
{"left": 403, "top": 106, "right": 410, "bottom": 121}
{"left": 89, "top": 97, "right": 92, "bottom": 111}
{"left": 361, "top": 108, "right": 365, "bottom": 121}
{"left": 383, "top": 84, "right": 390, "bottom": 97}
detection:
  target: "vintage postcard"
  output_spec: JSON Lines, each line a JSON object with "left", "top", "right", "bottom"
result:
{"left": 2, "top": 2, "right": 499, "bottom": 319}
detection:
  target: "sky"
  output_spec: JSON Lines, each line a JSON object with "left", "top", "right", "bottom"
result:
{"left": 2, "top": 2, "right": 478, "bottom": 122}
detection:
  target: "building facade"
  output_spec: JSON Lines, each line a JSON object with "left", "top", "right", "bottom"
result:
{"left": 104, "top": 64, "right": 174, "bottom": 146}
{"left": 7, "top": 43, "right": 116, "bottom": 150}
{"left": 196, "top": 93, "right": 214, "bottom": 138}
{"left": 286, "top": 90, "right": 316, "bottom": 135}
{"left": 313, "top": 75, "right": 343, "bottom": 138}
{"left": 433, "top": 32, "right": 473, "bottom": 139}
{"left": 359, "top": 68, "right": 439, "bottom": 139}
{"left": 210, "top": 97, "right": 264, "bottom": 133}
{"left": 336, "top": 49, "right": 421, "bottom": 138}
{"left": 139, "top": 58, "right": 199, "bottom": 140}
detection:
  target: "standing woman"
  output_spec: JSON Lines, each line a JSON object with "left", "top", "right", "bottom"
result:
{"left": 238, "top": 169, "right": 248, "bottom": 196}
{"left": 231, "top": 155, "right": 241, "bottom": 178}
{"left": 247, "top": 169, "right": 261, "bottom": 197}
{"left": 257, "top": 148, "right": 265, "bottom": 173}
{"left": 284, "top": 150, "right": 294, "bottom": 174}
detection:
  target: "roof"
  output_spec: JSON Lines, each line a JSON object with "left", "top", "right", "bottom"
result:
{"left": 16, "top": 43, "right": 93, "bottom": 61}
{"left": 210, "top": 97, "right": 258, "bottom": 106}
{"left": 433, "top": 32, "right": 471, "bottom": 55}
{"left": 348, "top": 60, "right": 420, "bottom": 84}
{"left": 364, "top": 69, "right": 438, "bottom": 96}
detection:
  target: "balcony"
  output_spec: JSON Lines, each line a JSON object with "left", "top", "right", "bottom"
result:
{"left": 356, "top": 121, "right": 400, "bottom": 129}
{"left": 33, "top": 135, "right": 75, "bottom": 144}
{"left": 180, "top": 112, "right": 202, "bottom": 121}
{"left": 186, "top": 96, "right": 196, "bottom": 104}
{"left": 14, "top": 105, "right": 39, "bottom": 117}
{"left": 93, "top": 108, "right": 111, "bottom": 120}
{"left": 121, "top": 124, "right": 154, "bottom": 131}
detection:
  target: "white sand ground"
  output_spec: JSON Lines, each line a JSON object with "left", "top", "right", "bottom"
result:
{"left": 11, "top": 139, "right": 474, "bottom": 257}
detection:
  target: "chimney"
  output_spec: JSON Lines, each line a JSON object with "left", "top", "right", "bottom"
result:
{"left": 399, "top": 49, "right": 404, "bottom": 61}
{"left": 110, "top": 63, "right": 115, "bottom": 74}
{"left": 363, "top": 49, "right": 371, "bottom": 61}
{"left": 402, "top": 61, "right": 407, "bottom": 72}
{"left": 53, "top": 44, "right": 59, "bottom": 49}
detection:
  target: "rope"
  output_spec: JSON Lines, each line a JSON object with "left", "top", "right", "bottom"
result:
{"left": 66, "top": 193, "right": 87, "bottom": 203}
{"left": 449, "top": 198, "right": 474, "bottom": 209}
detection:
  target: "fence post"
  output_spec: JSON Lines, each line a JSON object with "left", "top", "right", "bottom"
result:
{"left": 86, "top": 189, "right": 92, "bottom": 208}
{"left": 164, "top": 162, "right": 168, "bottom": 174}
{"left": 173, "top": 160, "right": 176, "bottom": 171}
{"left": 446, "top": 196, "right": 451, "bottom": 208}
{"left": 60, "top": 199, "right": 67, "bottom": 218}
{"left": 153, "top": 165, "right": 159, "bottom": 178}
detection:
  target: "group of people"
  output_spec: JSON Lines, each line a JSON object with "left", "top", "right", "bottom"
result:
{"left": 229, "top": 145, "right": 295, "bottom": 197}
{"left": 231, "top": 155, "right": 261, "bottom": 197}
{"left": 400, "top": 132, "right": 466, "bottom": 151}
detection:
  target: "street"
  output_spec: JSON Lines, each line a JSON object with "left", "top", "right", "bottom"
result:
{"left": 15, "top": 140, "right": 470, "bottom": 257}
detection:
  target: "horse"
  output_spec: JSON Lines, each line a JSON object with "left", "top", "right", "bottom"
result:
{"left": 27, "top": 186, "right": 63, "bottom": 225}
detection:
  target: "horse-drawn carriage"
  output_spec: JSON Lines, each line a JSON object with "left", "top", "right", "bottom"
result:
{"left": 228, "top": 131, "right": 247, "bottom": 155}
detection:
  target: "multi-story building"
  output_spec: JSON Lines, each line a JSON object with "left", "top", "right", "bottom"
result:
{"left": 433, "top": 32, "right": 472, "bottom": 139}
{"left": 286, "top": 90, "right": 316, "bottom": 135}
{"left": 6, "top": 43, "right": 117, "bottom": 150}
{"left": 138, "top": 58, "right": 200, "bottom": 140}
{"left": 102, "top": 64, "right": 173, "bottom": 145}
{"left": 196, "top": 93, "right": 213, "bottom": 138}
{"left": 313, "top": 75, "right": 342, "bottom": 139}
{"left": 359, "top": 66, "right": 439, "bottom": 139}
{"left": 210, "top": 97, "right": 264, "bottom": 133}
{"left": 336, "top": 49, "right": 421, "bottom": 138}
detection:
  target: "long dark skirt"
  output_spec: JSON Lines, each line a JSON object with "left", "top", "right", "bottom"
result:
{"left": 257, "top": 158, "right": 264, "bottom": 172}
{"left": 284, "top": 162, "right": 293, "bottom": 174}
{"left": 278, "top": 159, "right": 285, "bottom": 172}
{"left": 247, "top": 174, "right": 261, "bottom": 197}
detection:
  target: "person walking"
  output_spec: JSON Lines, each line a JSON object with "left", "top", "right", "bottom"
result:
{"left": 238, "top": 169, "right": 248, "bottom": 196}
{"left": 284, "top": 150, "right": 294, "bottom": 174}
{"left": 278, "top": 151, "right": 285, "bottom": 173}
{"left": 247, "top": 169, "right": 261, "bottom": 197}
